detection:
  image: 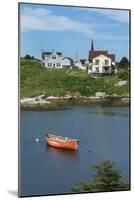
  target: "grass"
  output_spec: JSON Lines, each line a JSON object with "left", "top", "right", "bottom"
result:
{"left": 20, "top": 59, "right": 129, "bottom": 98}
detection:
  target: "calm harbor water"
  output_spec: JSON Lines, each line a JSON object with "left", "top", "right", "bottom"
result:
{"left": 20, "top": 106, "right": 129, "bottom": 197}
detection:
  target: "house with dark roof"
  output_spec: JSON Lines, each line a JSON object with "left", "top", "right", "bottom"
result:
{"left": 62, "top": 57, "right": 74, "bottom": 68}
{"left": 88, "top": 40, "right": 117, "bottom": 75}
{"left": 42, "top": 50, "right": 74, "bottom": 69}
{"left": 78, "top": 59, "right": 88, "bottom": 70}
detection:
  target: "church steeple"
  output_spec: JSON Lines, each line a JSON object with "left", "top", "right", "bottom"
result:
{"left": 91, "top": 39, "right": 94, "bottom": 51}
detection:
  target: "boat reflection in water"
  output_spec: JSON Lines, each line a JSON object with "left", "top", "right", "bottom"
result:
{"left": 45, "top": 145, "right": 79, "bottom": 161}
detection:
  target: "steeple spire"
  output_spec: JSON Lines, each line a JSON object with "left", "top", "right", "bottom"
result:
{"left": 75, "top": 49, "right": 78, "bottom": 62}
{"left": 91, "top": 39, "right": 94, "bottom": 51}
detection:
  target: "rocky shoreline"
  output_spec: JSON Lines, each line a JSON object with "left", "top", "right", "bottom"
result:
{"left": 20, "top": 95, "right": 129, "bottom": 111}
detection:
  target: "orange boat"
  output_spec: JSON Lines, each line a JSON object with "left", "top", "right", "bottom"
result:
{"left": 45, "top": 133, "right": 79, "bottom": 150}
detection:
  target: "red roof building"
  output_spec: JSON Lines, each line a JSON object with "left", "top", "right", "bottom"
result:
{"left": 89, "top": 40, "right": 115, "bottom": 63}
{"left": 87, "top": 40, "right": 117, "bottom": 75}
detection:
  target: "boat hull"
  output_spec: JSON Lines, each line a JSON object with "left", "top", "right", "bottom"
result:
{"left": 45, "top": 134, "right": 79, "bottom": 150}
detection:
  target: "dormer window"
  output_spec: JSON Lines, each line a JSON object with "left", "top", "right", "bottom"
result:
{"left": 52, "top": 56, "right": 56, "bottom": 59}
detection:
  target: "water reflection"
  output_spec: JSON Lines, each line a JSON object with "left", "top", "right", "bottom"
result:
{"left": 21, "top": 106, "right": 129, "bottom": 196}
{"left": 45, "top": 145, "right": 79, "bottom": 161}
{"left": 88, "top": 107, "right": 128, "bottom": 117}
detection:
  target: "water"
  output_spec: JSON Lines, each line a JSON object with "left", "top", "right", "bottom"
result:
{"left": 20, "top": 106, "right": 130, "bottom": 196}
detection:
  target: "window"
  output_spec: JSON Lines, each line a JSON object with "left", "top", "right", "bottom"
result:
{"left": 57, "top": 63, "right": 61, "bottom": 67}
{"left": 52, "top": 56, "right": 56, "bottom": 59}
{"left": 48, "top": 63, "right": 52, "bottom": 67}
{"left": 104, "top": 66, "right": 109, "bottom": 72}
{"left": 95, "top": 59, "right": 99, "bottom": 65}
{"left": 105, "top": 59, "right": 109, "bottom": 65}
{"left": 95, "top": 67, "right": 99, "bottom": 72}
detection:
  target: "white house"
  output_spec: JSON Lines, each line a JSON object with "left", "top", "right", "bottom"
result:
{"left": 62, "top": 57, "right": 74, "bottom": 68}
{"left": 42, "top": 50, "right": 73, "bottom": 69}
{"left": 88, "top": 54, "right": 114, "bottom": 74}
{"left": 87, "top": 40, "right": 117, "bottom": 75}
{"left": 78, "top": 59, "right": 87, "bottom": 70}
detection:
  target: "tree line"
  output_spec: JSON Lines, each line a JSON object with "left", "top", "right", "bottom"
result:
{"left": 21, "top": 54, "right": 41, "bottom": 62}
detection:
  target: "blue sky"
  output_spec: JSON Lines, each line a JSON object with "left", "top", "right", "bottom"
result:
{"left": 19, "top": 3, "right": 130, "bottom": 61}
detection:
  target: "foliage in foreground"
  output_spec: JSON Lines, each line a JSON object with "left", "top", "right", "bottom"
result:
{"left": 71, "top": 160, "right": 129, "bottom": 193}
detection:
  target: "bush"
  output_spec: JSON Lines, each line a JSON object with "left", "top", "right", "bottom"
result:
{"left": 118, "top": 70, "right": 129, "bottom": 80}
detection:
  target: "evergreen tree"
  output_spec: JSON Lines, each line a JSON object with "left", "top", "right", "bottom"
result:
{"left": 118, "top": 57, "right": 129, "bottom": 69}
{"left": 71, "top": 160, "right": 129, "bottom": 192}
{"left": 31, "top": 56, "right": 35, "bottom": 60}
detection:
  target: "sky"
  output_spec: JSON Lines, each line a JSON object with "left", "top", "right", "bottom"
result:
{"left": 19, "top": 3, "right": 130, "bottom": 62}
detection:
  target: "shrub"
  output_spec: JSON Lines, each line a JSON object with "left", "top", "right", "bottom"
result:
{"left": 118, "top": 70, "right": 129, "bottom": 80}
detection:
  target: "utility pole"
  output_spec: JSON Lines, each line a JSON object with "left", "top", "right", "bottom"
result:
{"left": 40, "top": 42, "right": 44, "bottom": 67}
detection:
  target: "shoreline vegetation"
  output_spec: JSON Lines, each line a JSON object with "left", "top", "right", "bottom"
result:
{"left": 20, "top": 59, "right": 129, "bottom": 111}
{"left": 20, "top": 96, "right": 129, "bottom": 111}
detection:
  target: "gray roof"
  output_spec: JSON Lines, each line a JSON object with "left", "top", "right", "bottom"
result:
{"left": 62, "top": 57, "right": 74, "bottom": 62}
{"left": 80, "top": 59, "right": 86, "bottom": 64}
{"left": 62, "top": 57, "right": 74, "bottom": 65}
{"left": 42, "top": 52, "right": 62, "bottom": 56}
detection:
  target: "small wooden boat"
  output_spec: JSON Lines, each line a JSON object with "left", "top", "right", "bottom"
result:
{"left": 45, "top": 133, "right": 79, "bottom": 150}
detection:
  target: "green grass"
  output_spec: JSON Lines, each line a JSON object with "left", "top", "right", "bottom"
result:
{"left": 20, "top": 60, "right": 129, "bottom": 98}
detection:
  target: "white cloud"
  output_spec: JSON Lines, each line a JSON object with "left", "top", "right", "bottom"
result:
{"left": 20, "top": 7, "right": 93, "bottom": 36}
{"left": 90, "top": 9, "right": 129, "bottom": 23}
{"left": 20, "top": 7, "right": 129, "bottom": 41}
{"left": 100, "top": 10, "right": 129, "bottom": 23}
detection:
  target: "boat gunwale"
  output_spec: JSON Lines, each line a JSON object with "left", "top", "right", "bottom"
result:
{"left": 46, "top": 133, "right": 79, "bottom": 143}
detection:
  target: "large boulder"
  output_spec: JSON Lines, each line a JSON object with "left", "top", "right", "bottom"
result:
{"left": 46, "top": 96, "right": 59, "bottom": 100}
{"left": 115, "top": 80, "right": 127, "bottom": 87}
{"left": 21, "top": 97, "right": 36, "bottom": 103}
{"left": 95, "top": 92, "right": 106, "bottom": 98}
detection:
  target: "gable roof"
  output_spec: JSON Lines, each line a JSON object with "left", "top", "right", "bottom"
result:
{"left": 43, "top": 52, "right": 51, "bottom": 55}
{"left": 42, "top": 51, "right": 62, "bottom": 58}
{"left": 62, "top": 57, "right": 74, "bottom": 65}
{"left": 62, "top": 57, "right": 73, "bottom": 61}
{"left": 89, "top": 50, "right": 115, "bottom": 62}
{"left": 56, "top": 52, "right": 62, "bottom": 56}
